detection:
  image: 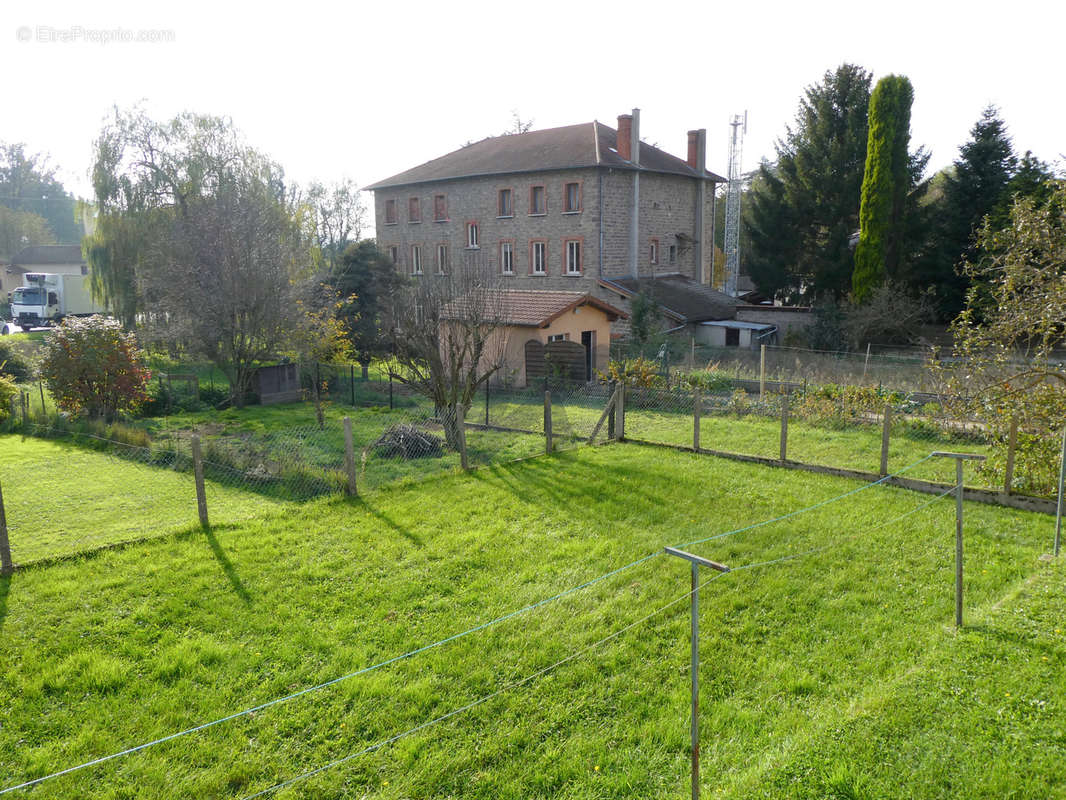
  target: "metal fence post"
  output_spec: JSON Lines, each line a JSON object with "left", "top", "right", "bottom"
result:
{"left": 485, "top": 380, "right": 490, "bottom": 427}
{"left": 0, "top": 480, "right": 13, "bottom": 576}
{"left": 1004, "top": 417, "right": 1018, "bottom": 495}
{"left": 343, "top": 417, "right": 358, "bottom": 497}
{"left": 191, "top": 435, "right": 209, "bottom": 529}
{"left": 389, "top": 373, "right": 394, "bottom": 410}
{"left": 20, "top": 391, "right": 28, "bottom": 426}
{"left": 932, "top": 451, "right": 985, "bottom": 627}
{"left": 664, "top": 547, "right": 731, "bottom": 800}
{"left": 880, "top": 405, "right": 892, "bottom": 477}
{"left": 543, "top": 391, "right": 553, "bottom": 454}
{"left": 779, "top": 392, "right": 789, "bottom": 463}
{"left": 350, "top": 365, "right": 356, "bottom": 406}
{"left": 693, "top": 389, "right": 701, "bottom": 452}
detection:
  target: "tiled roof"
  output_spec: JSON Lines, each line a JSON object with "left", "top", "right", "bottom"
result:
{"left": 443, "top": 290, "right": 627, "bottom": 327}
{"left": 366, "top": 122, "right": 726, "bottom": 190}
{"left": 11, "top": 245, "right": 84, "bottom": 265}
{"left": 600, "top": 274, "right": 739, "bottom": 323}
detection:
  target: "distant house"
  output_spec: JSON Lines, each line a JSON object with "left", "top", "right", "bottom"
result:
{"left": 366, "top": 110, "right": 732, "bottom": 340}
{"left": 443, "top": 289, "right": 626, "bottom": 387}
{"left": 4, "top": 245, "right": 86, "bottom": 295}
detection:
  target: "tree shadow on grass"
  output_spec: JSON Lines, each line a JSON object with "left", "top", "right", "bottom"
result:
{"left": 963, "top": 623, "right": 1064, "bottom": 659}
{"left": 346, "top": 497, "right": 423, "bottom": 547}
{"left": 0, "top": 574, "right": 9, "bottom": 634}
{"left": 202, "top": 526, "right": 251, "bottom": 604}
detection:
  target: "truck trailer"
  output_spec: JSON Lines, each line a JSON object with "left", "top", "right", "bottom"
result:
{"left": 9, "top": 272, "right": 107, "bottom": 329}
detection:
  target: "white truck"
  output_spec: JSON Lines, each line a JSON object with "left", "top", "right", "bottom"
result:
{"left": 9, "top": 272, "right": 107, "bottom": 330}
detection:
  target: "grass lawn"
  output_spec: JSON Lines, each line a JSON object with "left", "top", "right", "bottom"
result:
{"left": 0, "top": 443, "right": 1062, "bottom": 799}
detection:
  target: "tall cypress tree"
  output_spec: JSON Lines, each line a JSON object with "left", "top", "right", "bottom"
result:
{"left": 852, "top": 75, "right": 914, "bottom": 302}
{"left": 747, "top": 64, "right": 872, "bottom": 302}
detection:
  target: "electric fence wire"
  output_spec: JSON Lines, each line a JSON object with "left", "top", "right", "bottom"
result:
{"left": 238, "top": 571, "right": 732, "bottom": 800}
{"left": 242, "top": 484, "right": 955, "bottom": 798}
{"left": 0, "top": 453, "right": 936, "bottom": 796}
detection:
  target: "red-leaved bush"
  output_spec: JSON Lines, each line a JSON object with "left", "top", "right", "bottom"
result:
{"left": 41, "top": 316, "right": 150, "bottom": 420}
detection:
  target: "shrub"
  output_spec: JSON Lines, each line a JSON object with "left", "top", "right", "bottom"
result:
{"left": 598, "top": 358, "right": 664, "bottom": 388}
{"left": 683, "top": 368, "right": 734, "bottom": 394}
{"left": 0, "top": 375, "right": 16, "bottom": 421}
{"left": 40, "top": 316, "right": 151, "bottom": 420}
{"left": 0, "top": 339, "right": 30, "bottom": 381}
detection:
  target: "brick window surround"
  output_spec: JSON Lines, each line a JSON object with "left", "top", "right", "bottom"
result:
{"left": 499, "top": 239, "right": 515, "bottom": 274}
{"left": 497, "top": 188, "right": 514, "bottom": 218}
{"left": 649, "top": 237, "right": 659, "bottom": 265}
{"left": 433, "top": 194, "right": 448, "bottom": 222}
{"left": 466, "top": 221, "right": 480, "bottom": 249}
{"left": 529, "top": 239, "right": 548, "bottom": 275}
{"left": 563, "top": 181, "right": 582, "bottom": 214}
{"left": 384, "top": 199, "right": 397, "bottom": 225}
{"left": 563, "top": 237, "right": 583, "bottom": 275}
{"left": 411, "top": 244, "right": 423, "bottom": 274}
{"left": 408, "top": 197, "right": 421, "bottom": 223}
{"left": 529, "top": 185, "right": 546, "bottom": 216}
{"left": 436, "top": 242, "right": 449, "bottom": 274}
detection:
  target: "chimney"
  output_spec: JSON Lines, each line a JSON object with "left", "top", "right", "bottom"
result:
{"left": 617, "top": 114, "right": 632, "bottom": 161}
{"left": 630, "top": 108, "right": 641, "bottom": 166}
{"left": 687, "top": 129, "right": 707, "bottom": 173}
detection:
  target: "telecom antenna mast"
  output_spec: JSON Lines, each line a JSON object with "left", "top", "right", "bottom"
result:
{"left": 723, "top": 111, "right": 747, "bottom": 297}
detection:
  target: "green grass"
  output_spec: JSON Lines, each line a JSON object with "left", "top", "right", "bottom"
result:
{"left": 0, "top": 443, "right": 1062, "bottom": 798}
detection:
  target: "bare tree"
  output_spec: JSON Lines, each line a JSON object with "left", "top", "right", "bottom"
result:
{"left": 306, "top": 179, "right": 365, "bottom": 272}
{"left": 384, "top": 258, "right": 507, "bottom": 467}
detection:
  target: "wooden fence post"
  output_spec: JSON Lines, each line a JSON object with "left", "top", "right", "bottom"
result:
{"left": 759, "top": 344, "right": 766, "bottom": 402}
{"left": 191, "top": 435, "right": 209, "bottom": 528}
{"left": 607, "top": 380, "right": 616, "bottom": 440}
{"left": 617, "top": 382, "right": 626, "bottom": 441}
{"left": 0, "top": 480, "right": 13, "bottom": 576}
{"left": 780, "top": 392, "right": 790, "bottom": 463}
{"left": 1003, "top": 417, "right": 1018, "bottom": 495}
{"left": 544, "top": 391, "right": 553, "bottom": 454}
{"left": 693, "top": 390, "right": 701, "bottom": 451}
{"left": 20, "top": 391, "right": 28, "bottom": 426}
{"left": 343, "top": 417, "right": 358, "bottom": 496}
{"left": 880, "top": 405, "right": 892, "bottom": 477}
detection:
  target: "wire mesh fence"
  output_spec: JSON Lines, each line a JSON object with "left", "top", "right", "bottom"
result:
{"left": 0, "top": 381, "right": 620, "bottom": 567}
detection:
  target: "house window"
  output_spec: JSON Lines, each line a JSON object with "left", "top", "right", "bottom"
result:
{"left": 563, "top": 182, "right": 581, "bottom": 213}
{"left": 411, "top": 244, "right": 423, "bottom": 275}
{"left": 548, "top": 333, "right": 570, "bottom": 343}
{"left": 498, "top": 188, "right": 513, "bottom": 218}
{"left": 649, "top": 238, "right": 659, "bottom": 265}
{"left": 387, "top": 245, "right": 399, "bottom": 265}
{"left": 436, "top": 243, "right": 449, "bottom": 274}
{"left": 725, "top": 327, "right": 740, "bottom": 347}
{"left": 434, "top": 194, "right": 448, "bottom": 222}
{"left": 408, "top": 197, "right": 421, "bottom": 223}
{"left": 529, "top": 185, "right": 546, "bottom": 215}
{"left": 499, "top": 241, "right": 515, "bottom": 275}
{"left": 466, "top": 221, "right": 480, "bottom": 248}
{"left": 669, "top": 244, "right": 677, "bottom": 265}
{"left": 564, "top": 238, "right": 582, "bottom": 275}
{"left": 530, "top": 240, "right": 547, "bottom": 275}
{"left": 385, "top": 199, "right": 397, "bottom": 225}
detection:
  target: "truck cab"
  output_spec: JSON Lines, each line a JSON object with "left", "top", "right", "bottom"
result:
{"left": 11, "top": 284, "right": 59, "bottom": 329}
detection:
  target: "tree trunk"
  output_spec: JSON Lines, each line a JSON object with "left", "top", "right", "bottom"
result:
{"left": 361, "top": 360, "right": 370, "bottom": 380}
{"left": 440, "top": 402, "right": 467, "bottom": 453}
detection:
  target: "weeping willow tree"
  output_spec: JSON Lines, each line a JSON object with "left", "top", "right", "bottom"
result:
{"left": 86, "top": 107, "right": 320, "bottom": 404}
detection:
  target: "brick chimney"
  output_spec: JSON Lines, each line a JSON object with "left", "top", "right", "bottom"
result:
{"left": 687, "top": 129, "right": 706, "bottom": 173}
{"left": 617, "top": 114, "right": 632, "bottom": 161}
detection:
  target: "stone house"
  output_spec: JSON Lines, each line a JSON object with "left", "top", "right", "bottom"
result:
{"left": 3, "top": 244, "right": 86, "bottom": 296}
{"left": 366, "top": 110, "right": 738, "bottom": 341}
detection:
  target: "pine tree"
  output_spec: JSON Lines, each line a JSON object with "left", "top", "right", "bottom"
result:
{"left": 929, "top": 106, "right": 1016, "bottom": 318}
{"left": 747, "top": 64, "right": 872, "bottom": 301}
{"left": 852, "top": 75, "right": 915, "bottom": 302}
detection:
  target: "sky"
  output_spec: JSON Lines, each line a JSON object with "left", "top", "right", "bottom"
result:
{"left": 3, "top": 0, "right": 1063, "bottom": 216}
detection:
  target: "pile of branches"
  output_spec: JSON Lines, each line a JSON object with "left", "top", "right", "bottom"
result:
{"left": 372, "top": 423, "right": 444, "bottom": 459}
